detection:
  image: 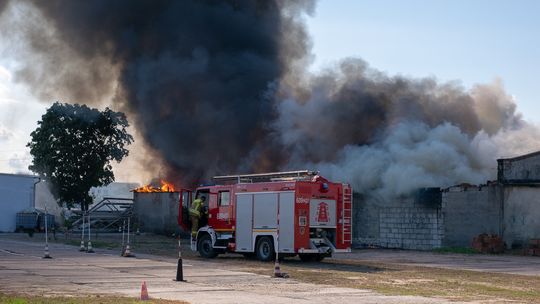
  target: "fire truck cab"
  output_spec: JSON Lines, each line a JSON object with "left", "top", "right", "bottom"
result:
{"left": 178, "top": 170, "right": 352, "bottom": 261}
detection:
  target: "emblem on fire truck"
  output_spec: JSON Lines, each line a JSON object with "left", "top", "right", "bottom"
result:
{"left": 296, "top": 197, "right": 309, "bottom": 204}
{"left": 316, "top": 202, "right": 329, "bottom": 223}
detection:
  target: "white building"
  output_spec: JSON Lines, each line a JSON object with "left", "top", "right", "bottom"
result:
{"left": 0, "top": 173, "right": 59, "bottom": 232}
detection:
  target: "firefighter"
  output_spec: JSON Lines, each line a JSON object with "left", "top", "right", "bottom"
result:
{"left": 189, "top": 195, "right": 206, "bottom": 240}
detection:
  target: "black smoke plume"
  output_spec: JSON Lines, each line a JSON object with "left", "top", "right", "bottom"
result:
{"left": 10, "top": 0, "right": 314, "bottom": 184}
{"left": 0, "top": 1, "right": 7, "bottom": 14}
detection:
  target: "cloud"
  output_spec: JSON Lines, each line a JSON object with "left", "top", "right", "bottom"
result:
{"left": 0, "top": 66, "right": 11, "bottom": 82}
{"left": 0, "top": 125, "right": 13, "bottom": 141}
{"left": 7, "top": 153, "right": 31, "bottom": 173}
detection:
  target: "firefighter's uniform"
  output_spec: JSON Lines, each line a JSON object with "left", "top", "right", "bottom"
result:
{"left": 189, "top": 197, "right": 205, "bottom": 239}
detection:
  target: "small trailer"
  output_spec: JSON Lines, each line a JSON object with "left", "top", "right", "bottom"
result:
{"left": 178, "top": 170, "right": 352, "bottom": 261}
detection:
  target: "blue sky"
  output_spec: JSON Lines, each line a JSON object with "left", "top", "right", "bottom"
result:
{"left": 0, "top": 0, "right": 539, "bottom": 174}
{"left": 307, "top": 0, "right": 540, "bottom": 123}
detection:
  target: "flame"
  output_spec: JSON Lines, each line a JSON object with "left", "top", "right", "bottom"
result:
{"left": 160, "top": 180, "right": 175, "bottom": 192}
{"left": 133, "top": 180, "right": 176, "bottom": 192}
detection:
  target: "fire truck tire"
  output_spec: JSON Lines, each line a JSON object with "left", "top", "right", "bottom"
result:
{"left": 299, "top": 253, "right": 325, "bottom": 262}
{"left": 255, "top": 236, "right": 275, "bottom": 262}
{"left": 198, "top": 234, "right": 218, "bottom": 258}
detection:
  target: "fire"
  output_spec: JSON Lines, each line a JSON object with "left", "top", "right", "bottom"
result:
{"left": 133, "top": 180, "right": 176, "bottom": 192}
{"left": 160, "top": 180, "right": 175, "bottom": 192}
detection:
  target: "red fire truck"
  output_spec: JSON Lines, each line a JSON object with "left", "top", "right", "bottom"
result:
{"left": 178, "top": 170, "right": 352, "bottom": 261}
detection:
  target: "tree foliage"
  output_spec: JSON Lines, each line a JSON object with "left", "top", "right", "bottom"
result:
{"left": 27, "top": 102, "right": 133, "bottom": 209}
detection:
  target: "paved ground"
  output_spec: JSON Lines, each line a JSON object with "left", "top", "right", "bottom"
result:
{"left": 336, "top": 249, "right": 540, "bottom": 276}
{"left": 0, "top": 237, "right": 461, "bottom": 304}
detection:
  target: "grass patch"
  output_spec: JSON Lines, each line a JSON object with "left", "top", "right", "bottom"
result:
{"left": 432, "top": 247, "right": 478, "bottom": 254}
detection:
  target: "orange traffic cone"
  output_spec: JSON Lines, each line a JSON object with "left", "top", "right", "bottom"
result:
{"left": 140, "top": 281, "right": 149, "bottom": 300}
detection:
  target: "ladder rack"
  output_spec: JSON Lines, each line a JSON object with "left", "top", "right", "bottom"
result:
{"left": 342, "top": 184, "right": 353, "bottom": 244}
{"left": 213, "top": 170, "right": 319, "bottom": 184}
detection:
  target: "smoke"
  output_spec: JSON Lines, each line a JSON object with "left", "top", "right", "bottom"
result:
{"left": 275, "top": 59, "right": 540, "bottom": 197}
{"left": 1, "top": 0, "right": 539, "bottom": 196}
{"left": 0, "top": 0, "right": 8, "bottom": 15}
{"left": 4, "top": 0, "right": 313, "bottom": 184}
{"left": 0, "top": 1, "right": 118, "bottom": 106}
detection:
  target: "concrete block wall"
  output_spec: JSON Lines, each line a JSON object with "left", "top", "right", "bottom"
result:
{"left": 378, "top": 206, "right": 442, "bottom": 250}
{"left": 503, "top": 186, "right": 540, "bottom": 248}
{"left": 441, "top": 185, "right": 502, "bottom": 248}
{"left": 353, "top": 194, "right": 443, "bottom": 250}
{"left": 498, "top": 151, "right": 540, "bottom": 183}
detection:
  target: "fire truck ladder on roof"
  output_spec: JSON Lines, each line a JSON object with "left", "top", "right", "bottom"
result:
{"left": 71, "top": 197, "right": 133, "bottom": 232}
{"left": 342, "top": 185, "right": 353, "bottom": 244}
{"left": 213, "top": 170, "right": 319, "bottom": 184}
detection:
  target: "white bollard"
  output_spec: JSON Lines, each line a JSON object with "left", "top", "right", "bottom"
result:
{"left": 43, "top": 209, "right": 52, "bottom": 259}
{"left": 121, "top": 219, "right": 126, "bottom": 256}
{"left": 79, "top": 213, "right": 86, "bottom": 251}
{"left": 123, "top": 217, "right": 135, "bottom": 257}
{"left": 87, "top": 212, "right": 94, "bottom": 253}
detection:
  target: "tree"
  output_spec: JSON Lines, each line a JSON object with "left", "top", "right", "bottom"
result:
{"left": 27, "top": 102, "right": 133, "bottom": 210}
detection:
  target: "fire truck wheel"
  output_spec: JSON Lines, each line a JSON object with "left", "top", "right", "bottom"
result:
{"left": 255, "top": 236, "right": 275, "bottom": 262}
{"left": 198, "top": 234, "right": 218, "bottom": 258}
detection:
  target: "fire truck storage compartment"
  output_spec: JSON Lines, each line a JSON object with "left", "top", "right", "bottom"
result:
{"left": 309, "top": 199, "right": 337, "bottom": 247}
{"left": 278, "top": 192, "right": 295, "bottom": 252}
{"left": 236, "top": 194, "right": 253, "bottom": 251}
{"left": 235, "top": 191, "right": 295, "bottom": 253}
{"left": 253, "top": 193, "right": 277, "bottom": 229}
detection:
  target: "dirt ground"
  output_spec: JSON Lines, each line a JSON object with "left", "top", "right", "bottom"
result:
{"left": 4, "top": 232, "right": 540, "bottom": 303}
{"left": 0, "top": 293, "right": 186, "bottom": 304}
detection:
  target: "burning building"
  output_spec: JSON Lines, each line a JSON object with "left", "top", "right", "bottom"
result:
{"left": 2, "top": 1, "right": 540, "bottom": 248}
{"left": 132, "top": 180, "right": 180, "bottom": 235}
{"left": 4, "top": 0, "right": 538, "bottom": 189}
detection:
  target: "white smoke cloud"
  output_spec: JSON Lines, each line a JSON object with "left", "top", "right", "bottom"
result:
{"left": 310, "top": 122, "right": 487, "bottom": 198}
{"left": 305, "top": 120, "right": 540, "bottom": 198}
{"left": 472, "top": 122, "right": 540, "bottom": 161}
{"left": 471, "top": 78, "right": 520, "bottom": 134}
